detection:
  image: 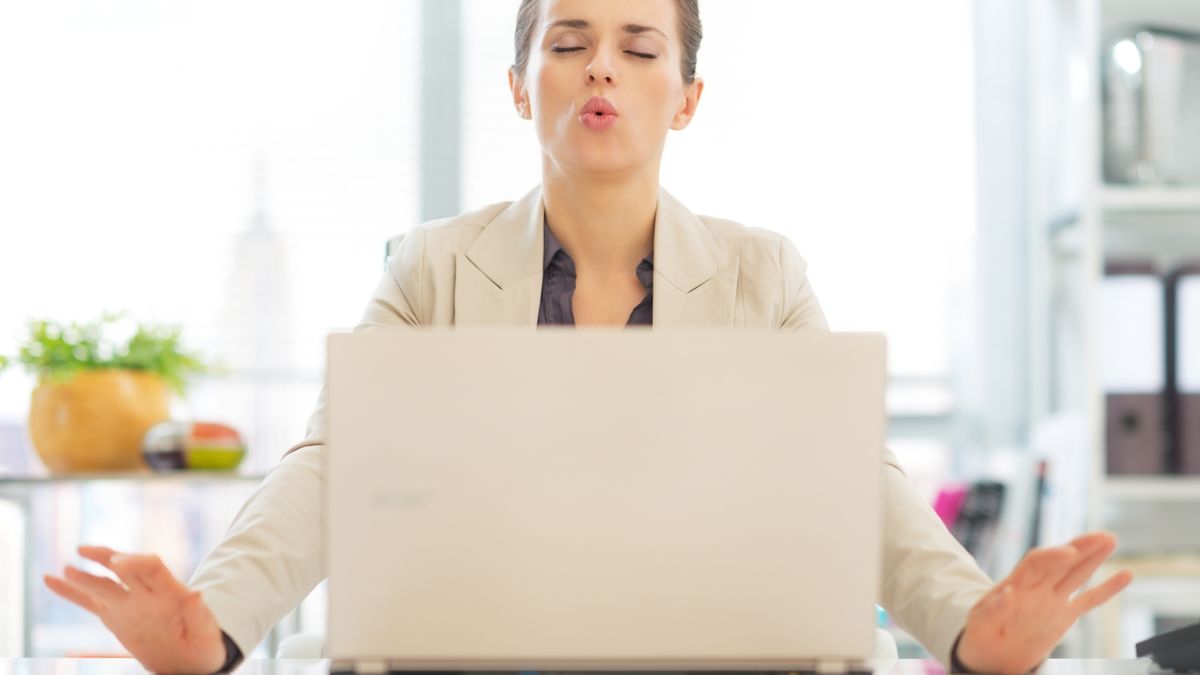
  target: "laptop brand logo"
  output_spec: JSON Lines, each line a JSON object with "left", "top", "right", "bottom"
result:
{"left": 368, "top": 489, "right": 435, "bottom": 510}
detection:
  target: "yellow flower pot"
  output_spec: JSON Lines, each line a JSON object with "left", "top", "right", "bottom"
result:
{"left": 28, "top": 369, "right": 170, "bottom": 473}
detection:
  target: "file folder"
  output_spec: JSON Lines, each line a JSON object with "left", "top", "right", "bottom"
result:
{"left": 1170, "top": 264, "right": 1200, "bottom": 474}
{"left": 1101, "top": 262, "right": 1168, "bottom": 474}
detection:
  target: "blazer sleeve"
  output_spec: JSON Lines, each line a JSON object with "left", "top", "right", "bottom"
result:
{"left": 186, "top": 227, "right": 428, "bottom": 658}
{"left": 777, "top": 235, "right": 994, "bottom": 668}
{"left": 778, "top": 235, "right": 829, "bottom": 331}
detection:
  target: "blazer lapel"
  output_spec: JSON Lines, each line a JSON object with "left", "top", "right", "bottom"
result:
{"left": 651, "top": 187, "right": 736, "bottom": 328}
{"left": 454, "top": 186, "right": 545, "bottom": 327}
{"left": 453, "top": 184, "right": 736, "bottom": 328}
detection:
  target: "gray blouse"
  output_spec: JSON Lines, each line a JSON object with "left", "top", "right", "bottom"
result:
{"left": 537, "top": 220, "right": 654, "bottom": 326}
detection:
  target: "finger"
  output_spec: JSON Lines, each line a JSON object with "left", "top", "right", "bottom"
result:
{"left": 1070, "top": 569, "right": 1134, "bottom": 617}
{"left": 1068, "top": 531, "right": 1116, "bottom": 553}
{"left": 1052, "top": 537, "right": 1117, "bottom": 595}
{"left": 1009, "top": 549, "right": 1048, "bottom": 587}
{"left": 78, "top": 545, "right": 121, "bottom": 566}
{"left": 63, "top": 565, "right": 129, "bottom": 603}
{"left": 77, "top": 546, "right": 150, "bottom": 592}
{"left": 1010, "top": 565, "right": 1044, "bottom": 589}
{"left": 81, "top": 548, "right": 156, "bottom": 594}
{"left": 1040, "top": 548, "right": 1101, "bottom": 594}
{"left": 1014, "top": 547, "right": 1076, "bottom": 589}
{"left": 44, "top": 574, "right": 103, "bottom": 615}
{"left": 109, "top": 553, "right": 176, "bottom": 594}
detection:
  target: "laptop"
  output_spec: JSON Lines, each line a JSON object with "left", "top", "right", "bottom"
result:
{"left": 325, "top": 328, "right": 886, "bottom": 674}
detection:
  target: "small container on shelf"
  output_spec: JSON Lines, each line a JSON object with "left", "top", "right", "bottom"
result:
{"left": 142, "top": 421, "right": 246, "bottom": 471}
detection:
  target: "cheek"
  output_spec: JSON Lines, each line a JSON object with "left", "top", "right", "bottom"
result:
{"left": 533, "top": 68, "right": 578, "bottom": 126}
{"left": 642, "top": 72, "right": 684, "bottom": 125}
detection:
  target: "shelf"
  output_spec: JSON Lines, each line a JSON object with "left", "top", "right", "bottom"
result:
{"left": 1102, "top": 0, "right": 1200, "bottom": 32}
{"left": 1104, "top": 476, "right": 1200, "bottom": 501}
{"left": 1100, "top": 187, "right": 1200, "bottom": 214}
{"left": 0, "top": 471, "right": 266, "bottom": 485}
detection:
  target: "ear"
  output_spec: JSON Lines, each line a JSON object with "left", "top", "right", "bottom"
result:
{"left": 671, "top": 77, "right": 704, "bottom": 131}
{"left": 508, "top": 67, "right": 531, "bottom": 120}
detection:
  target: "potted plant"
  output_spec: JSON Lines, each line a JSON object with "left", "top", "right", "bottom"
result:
{"left": 0, "top": 313, "right": 209, "bottom": 473}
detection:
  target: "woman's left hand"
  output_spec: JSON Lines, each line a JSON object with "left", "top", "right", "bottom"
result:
{"left": 954, "top": 531, "right": 1133, "bottom": 674}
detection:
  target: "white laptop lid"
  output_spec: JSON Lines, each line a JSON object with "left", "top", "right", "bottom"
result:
{"left": 326, "top": 329, "right": 886, "bottom": 670}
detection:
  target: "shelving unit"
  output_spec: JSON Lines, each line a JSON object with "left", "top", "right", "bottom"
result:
{"left": 1049, "top": 0, "right": 1200, "bottom": 525}
{"left": 1092, "top": 129, "right": 1200, "bottom": 514}
{"left": 1037, "top": 0, "right": 1200, "bottom": 657}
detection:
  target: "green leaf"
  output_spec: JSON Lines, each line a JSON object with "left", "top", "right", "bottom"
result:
{"left": 3, "top": 313, "right": 210, "bottom": 395}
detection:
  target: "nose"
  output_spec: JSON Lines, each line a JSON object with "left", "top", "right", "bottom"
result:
{"left": 586, "top": 51, "right": 617, "bottom": 85}
{"left": 587, "top": 69, "right": 615, "bottom": 85}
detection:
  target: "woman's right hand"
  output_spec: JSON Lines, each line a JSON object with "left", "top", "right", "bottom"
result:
{"left": 43, "top": 545, "right": 228, "bottom": 674}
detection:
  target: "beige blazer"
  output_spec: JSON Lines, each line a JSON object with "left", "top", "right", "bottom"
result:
{"left": 188, "top": 184, "right": 994, "bottom": 667}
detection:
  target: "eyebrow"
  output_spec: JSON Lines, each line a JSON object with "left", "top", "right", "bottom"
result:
{"left": 546, "top": 18, "right": 669, "bottom": 40}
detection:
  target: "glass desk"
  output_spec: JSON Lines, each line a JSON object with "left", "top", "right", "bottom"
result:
{"left": 0, "top": 659, "right": 1171, "bottom": 675}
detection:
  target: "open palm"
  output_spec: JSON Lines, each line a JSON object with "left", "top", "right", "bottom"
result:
{"left": 956, "top": 531, "right": 1134, "bottom": 673}
{"left": 43, "top": 545, "right": 227, "bottom": 674}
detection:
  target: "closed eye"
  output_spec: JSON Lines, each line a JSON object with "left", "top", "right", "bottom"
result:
{"left": 550, "top": 46, "right": 657, "bottom": 60}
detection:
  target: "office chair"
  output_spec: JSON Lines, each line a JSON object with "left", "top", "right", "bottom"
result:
{"left": 385, "top": 233, "right": 406, "bottom": 267}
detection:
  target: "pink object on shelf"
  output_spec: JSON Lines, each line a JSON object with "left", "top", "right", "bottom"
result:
{"left": 932, "top": 484, "right": 969, "bottom": 528}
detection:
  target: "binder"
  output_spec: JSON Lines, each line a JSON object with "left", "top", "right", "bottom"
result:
{"left": 1100, "top": 262, "right": 1168, "bottom": 475}
{"left": 1028, "top": 459, "right": 1048, "bottom": 550}
{"left": 1104, "top": 27, "right": 1200, "bottom": 185}
{"left": 950, "top": 481, "right": 1005, "bottom": 569}
{"left": 932, "top": 484, "right": 968, "bottom": 529}
{"left": 1169, "top": 264, "right": 1200, "bottom": 474}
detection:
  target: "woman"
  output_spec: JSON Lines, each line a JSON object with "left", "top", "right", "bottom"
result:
{"left": 44, "top": 1, "right": 1132, "bottom": 673}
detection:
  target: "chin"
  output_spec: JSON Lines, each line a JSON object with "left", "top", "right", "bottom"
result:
{"left": 562, "top": 150, "right": 641, "bottom": 177}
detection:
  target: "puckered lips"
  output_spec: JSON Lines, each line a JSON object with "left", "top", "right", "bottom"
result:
{"left": 579, "top": 96, "right": 619, "bottom": 131}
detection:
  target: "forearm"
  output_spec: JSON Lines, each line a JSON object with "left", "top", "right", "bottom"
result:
{"left": 188, "top": 443, "right": 327, "bottom": 657}
{"left": 878, "top": 457, "right": 993, "bottom": 668}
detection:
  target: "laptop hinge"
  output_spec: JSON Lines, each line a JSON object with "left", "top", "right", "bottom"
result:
{"left": 332, "top": 661, "right": 871, "bottom": 674}
{"left": 330, "top": 660, "right": 388, "bottom": 675}
{"left": 814, "top": 659, "right": 874, "bottom": 674}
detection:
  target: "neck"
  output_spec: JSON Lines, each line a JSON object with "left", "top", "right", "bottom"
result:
{"left": 540, "top": 167, "right": 657, "bottom": 279}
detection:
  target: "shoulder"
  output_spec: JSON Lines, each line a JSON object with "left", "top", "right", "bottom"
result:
{"left": 691, "top": 212, "right": 826, "bottom": 331}
{"left": 395, "top": 200, "right": 511, "bottom": 258}
{"left": 694, "top": 213, "right": 810, "bottom": 282}
{"left": 383, "top": 199, "right": 513, "bottom": 288}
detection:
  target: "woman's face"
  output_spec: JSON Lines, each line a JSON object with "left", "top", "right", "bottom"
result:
{"left": 509, "top": 0, "right": 703, "bottom": 178}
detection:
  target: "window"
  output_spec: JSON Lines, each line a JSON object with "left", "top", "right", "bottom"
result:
{"left": 0, "top": 0, "right": 421, "bottom": 472}
{"left": 0, "top": 0, "right": 420, "bottom": 655}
